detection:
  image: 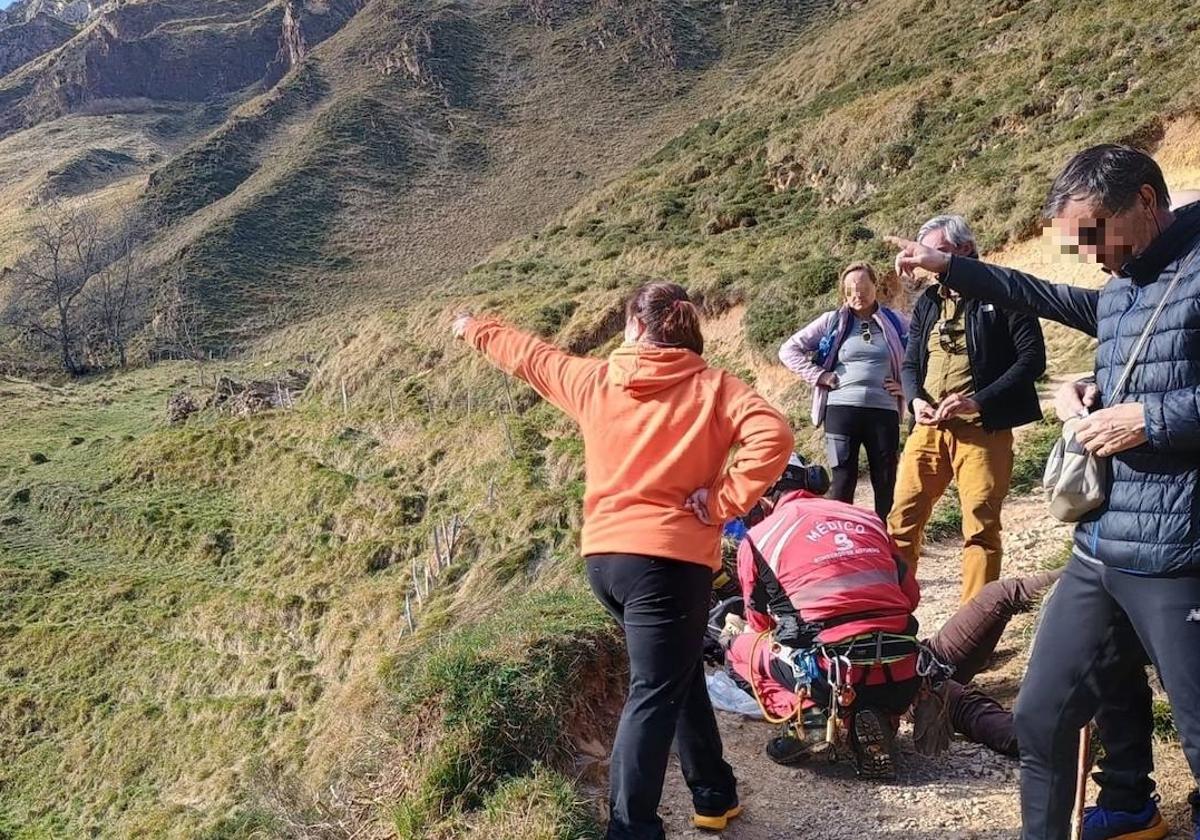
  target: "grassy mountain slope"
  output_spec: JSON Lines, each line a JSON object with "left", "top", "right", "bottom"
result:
{"left": 0, "top": 0, "right": 840, "bottom": 362}
{"left": 455, "top": 0, "right": 1200, "bottom": 361}
{"left": 131, "top": 0, "right": 842, "bottom": 348}
{"left": 5, "top": 0, "right": 1200, "bottom": 838}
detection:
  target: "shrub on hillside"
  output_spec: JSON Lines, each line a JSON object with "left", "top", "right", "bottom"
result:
{"left": 926, "top": 495, "right": 963, "bottom": 542}
{"left": 385, "top": 593, "right": 623, "bottom": 836}
{"left": 743, "top": 257, "right": 840, "bottom": 354}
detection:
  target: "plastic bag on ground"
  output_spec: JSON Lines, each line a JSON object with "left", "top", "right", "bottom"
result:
{"left": 706, "top": 669, "right": 763, "bottom": 718}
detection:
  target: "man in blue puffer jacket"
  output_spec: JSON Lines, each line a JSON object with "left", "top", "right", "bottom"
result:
{"left": 888, "top": 145, "right": 1200, "bottom": 840}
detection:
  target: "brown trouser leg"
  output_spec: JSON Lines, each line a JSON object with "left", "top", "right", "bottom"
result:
{"left": 887, "top": 424, "right": 954, "bottom": 578}
{"left": 926, "top": 570, "right": 1063, "bottom": 684}
{"left": 946, "top": 680, "right": 1019, "bottom": 758}
{"left": 948, "top": 422, "right": 1014, "bottom": 604}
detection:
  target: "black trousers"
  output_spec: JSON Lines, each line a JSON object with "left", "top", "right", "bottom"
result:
{"left": 587, "top": 555, "right": 737, "bottom": 840}
{"left": 1014, "top": 555, "right": 1200, "bottom": 839}
{"left": 824, "top": 405, "right": 900, "bottom": 521}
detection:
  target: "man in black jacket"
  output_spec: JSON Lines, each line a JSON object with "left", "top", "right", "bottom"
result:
{"left": 888, "top": 214, "right": 1046, "bottom": 605}
{"left": 889, "top": 145, "right": 1200, "bottom": 840}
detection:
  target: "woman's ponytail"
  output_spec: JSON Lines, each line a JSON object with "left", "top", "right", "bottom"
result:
{"left": 626, "top": 282, "right": 705, "bottom": 355}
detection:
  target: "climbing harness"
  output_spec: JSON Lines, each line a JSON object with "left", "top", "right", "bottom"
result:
{"left": 740, "top": 534, "right": 922, "bottom": 755}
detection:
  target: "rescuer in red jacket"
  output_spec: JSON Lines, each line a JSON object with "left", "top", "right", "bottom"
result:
{"left": 724, "top": 489, "right": 921, "bottom": 779}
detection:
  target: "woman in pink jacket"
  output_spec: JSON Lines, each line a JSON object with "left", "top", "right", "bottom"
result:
{"left": 778, "top": 263, "right": 908, "bottom": 520}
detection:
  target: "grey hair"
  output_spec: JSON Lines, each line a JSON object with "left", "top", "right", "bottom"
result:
{"left": 917, "top": 214, "right": 977, "bottom": 251}
{"left": 1043, "top": 144, "right": 1171, "bottom": 217}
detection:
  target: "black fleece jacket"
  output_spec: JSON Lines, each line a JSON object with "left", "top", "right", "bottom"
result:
{"left": 901, "top": 286, "right": 1047, "bottom": 431}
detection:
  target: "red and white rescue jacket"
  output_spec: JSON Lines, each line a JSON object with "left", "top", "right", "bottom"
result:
{"left": 736, "top": 490, "right": 919, "bottom": 645}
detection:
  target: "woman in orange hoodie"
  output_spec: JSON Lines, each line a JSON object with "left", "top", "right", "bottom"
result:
{"left": 454, "top": 282, "right": 793, "bottom": 840}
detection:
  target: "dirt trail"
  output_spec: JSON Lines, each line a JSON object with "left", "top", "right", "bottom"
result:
{"left": 657, "top": 494, "right": 1196, "bottom": 839}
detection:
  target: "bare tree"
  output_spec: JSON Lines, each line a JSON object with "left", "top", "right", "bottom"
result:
{"left": 150, "top": 265, "right": 206, "bottom": 363}
{"left": 1, "top": 202, "right": 108, "bottom": 374}
{"left": 85, "top": 210, "right": 153, "bottom": 367}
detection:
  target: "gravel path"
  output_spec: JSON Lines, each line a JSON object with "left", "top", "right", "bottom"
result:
{"left": 656, "top": 494, "right": 1196, "bottom": 839}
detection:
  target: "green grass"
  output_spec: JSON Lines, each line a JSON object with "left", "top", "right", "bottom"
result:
{"left": 0, "top": 334, "right": 610, "bottom": 836}
{"left": 143, "top": 65, "right": 329, "bottom": 224}
{"left": 1153, "top": 698, "right": 1178, "bottom": 742}
{"left": 383, "top": 593, "right": 621, "bottom": 837}
{"left": 455, "top": 0, "right": 1200, "bottom": 373}
{"left": 925, "top": 494, "right": 964, "bottom": 542}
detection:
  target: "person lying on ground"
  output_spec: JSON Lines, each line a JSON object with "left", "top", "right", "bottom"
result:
{"left": 911, "top": 570, "right": 1062, "bottom": 758}
{"left": 453, "top": 281, "right": 793, "bottom": 839}
{"left": 888, "top": 144, "right": 1200, "bottom": 840}
{"left": 779, "top": 261, "right": 908, "bottom": 521}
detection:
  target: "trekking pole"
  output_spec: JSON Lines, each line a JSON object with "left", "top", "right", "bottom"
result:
{"left": 1069, "top": 724, "right": 1093, "bottom": 840}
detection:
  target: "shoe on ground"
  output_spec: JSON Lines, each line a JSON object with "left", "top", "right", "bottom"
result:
{"left": 1081, "top": 799, "right": 1168, "bottom": 840}
{"left": 693, "top": 802, "right": 742, "bottom": 832}
{"left": 850, "top": 707, "right": 896, "bottom": 781}
{"left": 765, "top": 724, "right": 821, "bottom": 766}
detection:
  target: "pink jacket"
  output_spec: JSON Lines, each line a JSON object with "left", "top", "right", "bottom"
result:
{"left": 778, "top": 306, "right": 909, "bottom": 427}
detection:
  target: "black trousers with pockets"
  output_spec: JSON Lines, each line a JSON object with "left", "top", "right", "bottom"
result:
{"left": 824, "top": 405, "right": 900, "bottom": 521}
{"left": 1014, "top": 555, "right": 1200, "bottom": 839}
{"left": 587, "top": 554, "right": 737, "bottom": 840}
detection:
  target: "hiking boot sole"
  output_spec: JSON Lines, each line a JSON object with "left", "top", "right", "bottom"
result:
{"left": 853, "top": 709, "right": 896, "bottom": 781}
{"left": 694, "top": 804, "right": 743, "bottom": 831}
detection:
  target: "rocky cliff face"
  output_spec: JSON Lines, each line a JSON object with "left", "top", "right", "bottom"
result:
{"left": 0, "top": 12, "right": 77, "bottom": 78}
{"left": 0, "top": 0, "right": 98, "bottom": 27}
{"left": 0, "top": 0, "right": 362, "bottom": 138}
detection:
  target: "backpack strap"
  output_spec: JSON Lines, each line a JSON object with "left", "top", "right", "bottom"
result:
{"left": 880, "top": 307, "right": 908, "bottom": 348}
{"left": 1111, "top": 244, "right": 1200, "bottom": 402}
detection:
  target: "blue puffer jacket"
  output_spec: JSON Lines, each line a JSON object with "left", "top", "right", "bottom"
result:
{"left": 942, "top": 201, "right": 1200, "bottom": 575}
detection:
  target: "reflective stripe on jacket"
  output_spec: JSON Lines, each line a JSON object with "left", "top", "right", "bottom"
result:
{"left": 737, "top": 491, "right": 919, "bottom": 644}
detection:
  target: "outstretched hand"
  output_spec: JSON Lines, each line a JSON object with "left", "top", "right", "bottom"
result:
{"left": 685, "top": 488, "right": 714, "bottom": 526}
{"left": 886, "top": 236, "right": 952, "bottom": 278}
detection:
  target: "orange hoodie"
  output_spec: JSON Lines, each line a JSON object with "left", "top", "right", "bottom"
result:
{"left": 465, "top": 318, "right": 794, "bottom": 569}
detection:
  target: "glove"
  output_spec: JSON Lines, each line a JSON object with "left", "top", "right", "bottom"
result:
{"left": 718, "top": 614, "right": 747, "bottom": 650}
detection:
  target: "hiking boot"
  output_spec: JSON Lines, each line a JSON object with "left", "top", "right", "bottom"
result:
{"left": 910, "top": 681, "right": 953, "bottom": 757}
{"left": 693, "top": 801, "right": 742, "bottom": 832}
{"left": 765, "top": 729, "right": 818, "bottom": 766}
{"left": 850, "top": 708, "right": 896, "bottom": 780}
{"left": 1081, "top": 798, "right": 1168, "bottom": 840}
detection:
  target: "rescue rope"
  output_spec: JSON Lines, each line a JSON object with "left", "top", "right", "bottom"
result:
{"left": 747, "top": 630, "right": 807, "bottom": 725}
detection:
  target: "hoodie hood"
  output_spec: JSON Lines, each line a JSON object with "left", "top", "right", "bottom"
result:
{"left": 606, "top": 344, "right": 708, "bottom": 396}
